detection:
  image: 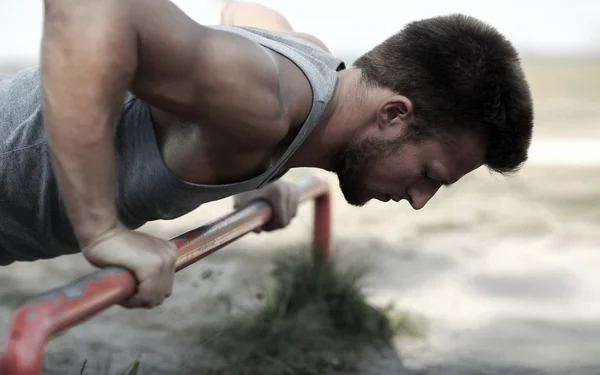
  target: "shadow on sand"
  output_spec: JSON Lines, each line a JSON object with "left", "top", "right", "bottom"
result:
{"left": 27, "top": 239, "right": 600, "bottom": 375}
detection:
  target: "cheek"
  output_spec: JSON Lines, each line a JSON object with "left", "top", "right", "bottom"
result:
{"left": 367, "top": 156, "right": 414, "bottom": 188}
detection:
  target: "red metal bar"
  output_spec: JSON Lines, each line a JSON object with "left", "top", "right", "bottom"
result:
{"left": 313, "top": 193, "right": 332, "bottom": 259}
{"left": 0, "top": 173, "right": 331, "bottom": 375}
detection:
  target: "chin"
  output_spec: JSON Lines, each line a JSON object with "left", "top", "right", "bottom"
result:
{"left": 345, "top": 199, "right": 368, "bottom": 207}
{"left": 340, "top": 189, "right": 370, "bottom": 207}
{"left": 335, "top": 173, "right": 370, "bottom": 207}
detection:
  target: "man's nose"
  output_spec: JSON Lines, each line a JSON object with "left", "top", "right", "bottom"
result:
{"left": 408, "top": 184, "right": 441, "bottom": 210}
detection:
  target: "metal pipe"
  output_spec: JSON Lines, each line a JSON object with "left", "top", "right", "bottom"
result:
{"left": 0, "top": 173, "right": 331, "bottom": 375}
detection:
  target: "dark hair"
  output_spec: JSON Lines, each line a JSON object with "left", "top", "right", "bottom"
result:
{"left": 353, "top": 14, "right": 534, "bottom": 174}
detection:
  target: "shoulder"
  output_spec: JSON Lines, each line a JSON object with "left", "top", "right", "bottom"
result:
{"left": 194, "top": 27, "right": 313, "bottom": 149}
{"left": 188, "top": 28, "right": 286, "bottom": 144}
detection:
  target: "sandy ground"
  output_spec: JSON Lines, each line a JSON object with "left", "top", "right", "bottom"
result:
{"left": 1, "top": 61, "right": 600, "bottom": 374}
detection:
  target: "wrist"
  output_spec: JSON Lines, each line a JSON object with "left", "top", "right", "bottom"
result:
{"left": 74, "top": 216, "right": 122, "bottom": 250}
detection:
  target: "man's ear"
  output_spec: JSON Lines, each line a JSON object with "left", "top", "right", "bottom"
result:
{"left": 376, "top": 95, "right": 413, "bottom": 130}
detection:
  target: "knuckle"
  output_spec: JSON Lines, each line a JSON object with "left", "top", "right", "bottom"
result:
{"left": 140, "top": 296, "right": 154, "bottom": 308}
{"left": 164, "top": 256, "right": 176, "bottom": 270}
{"left": 166, "top": 249, "right": 177, "bottom": 265}
{"left": 160, "top": 247, "right": 173, "bottom": 261}
{"left": 141, "top": 289, "right": 161, "bottom": 307}
{"left": 167, "top": 245, "right": 178, "bottom": 259}
{"left": 150, "top": 254, "right": 164, "bottom": 269}
{"left": 153, "top": 296, "right": 164, "bottom": 307}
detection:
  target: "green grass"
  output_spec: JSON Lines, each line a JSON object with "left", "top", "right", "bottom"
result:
{"left": 195, "top": 245, "right": 428, "bottom": 374}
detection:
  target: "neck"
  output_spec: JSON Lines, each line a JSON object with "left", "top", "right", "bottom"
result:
{"left": 284, "top": 68, "right": 370, "bottom": 171}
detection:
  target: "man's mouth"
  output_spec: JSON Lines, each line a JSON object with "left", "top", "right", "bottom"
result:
{"left": 374, "top": 194, "right": 390, "bottom": 202}
{"left": 385, "top": 194, "right": 402, "bottom": 203}
{"left": 375, "top": 194, "right": 397, "bottom": 202}
{"left": 373, "top": 193, "right": 403, "bottom": 203}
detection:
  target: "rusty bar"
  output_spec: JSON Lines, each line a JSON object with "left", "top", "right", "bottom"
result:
{"left": 313, "top": 192, "right": 332, "bottom": 259}
{"left": 0, "top": 173, "right": 330, "bottom": 375}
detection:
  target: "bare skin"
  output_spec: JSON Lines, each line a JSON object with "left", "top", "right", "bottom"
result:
{"left": 220, "top": 1, "right": 330, "bottom": 52}
{"left": 41, "top": 0, "right": 485, "bottom": 308}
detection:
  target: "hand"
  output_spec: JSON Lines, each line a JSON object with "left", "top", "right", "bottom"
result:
{"left": 233, "top": 180, "right": 300, "bottom": 232}
{"left": 81, "top": 224, "right": 178, "bottom": 309}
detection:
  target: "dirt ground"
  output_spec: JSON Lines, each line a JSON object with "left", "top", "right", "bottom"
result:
{"left": 1, "top": 60, "right": 600, "bottom": 374}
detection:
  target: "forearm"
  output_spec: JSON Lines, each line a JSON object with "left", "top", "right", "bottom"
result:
{"left": 41, "top": 0, "right": 138, "bottom": 245}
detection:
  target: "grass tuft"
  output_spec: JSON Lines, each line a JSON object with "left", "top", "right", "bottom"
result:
{"left": 80, "top": 355, "right": 141, "bottom": 375}
{"left": 196, "top": 245, "right": 428, "bottom": 375}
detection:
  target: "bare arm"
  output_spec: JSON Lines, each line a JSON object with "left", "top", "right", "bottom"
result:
{"left": 41, "top": 0, "right": 137, "bottom": 246}
{"left": 41, "top": 0, "right": 284, "bottom": 246}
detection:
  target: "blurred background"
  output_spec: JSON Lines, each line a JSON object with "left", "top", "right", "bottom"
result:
{"left": 2, "top": 0, "right": 600, "bottom": 63}
{"left": 1, "top": 1, "right": 600, "bottom": 374}
{"left": 2, "top": 0, "right": 600, "bottom": 153}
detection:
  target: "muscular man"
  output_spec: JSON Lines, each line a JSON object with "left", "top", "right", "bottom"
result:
{"left": 0, "top": 0, "right": 533, "bottom": 309}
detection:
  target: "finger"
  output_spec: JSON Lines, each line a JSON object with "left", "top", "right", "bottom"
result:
{"left": 155, "top": 251, "right": 174, "bottom": 302}
{"left": 161, "top": 242, "right": 178, "bottom": 270}
{"left": 142, "top": 278, "right": 166, "bottom": 307}
{"left": 162, "top": 257, "right": 176, "bottom": 299}
{"left": 121, "top": 294, "right": 160, "bottom": 309}
{"left": 288, "top": 185, "right": 299, "bottom": 220}
{"left": 281, "top": 184, "right": 294, "bottom": 226}
{"left": 126, "top": 260, "right": 167, "bottom": 308}
{"left": 269, "top": 192, "right": 287, "bottom": 230}
{"left": 276, "top": 206, "right": 289, "bottom": 229}
{"left": 122, "top": 283, "right": 160, "bottom": 309}
{"left": 120, "top": 294, "right": 146, "bottom": 309}
{"left": 261, "top": 191, "right": 280, "bottom": 231}
{"left": 120, "top": 289, "right": 151, "bottom": 309}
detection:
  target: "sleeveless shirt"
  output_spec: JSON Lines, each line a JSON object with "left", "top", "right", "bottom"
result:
{"left": 0, "top": 25, "right": 345, "bottom": 265}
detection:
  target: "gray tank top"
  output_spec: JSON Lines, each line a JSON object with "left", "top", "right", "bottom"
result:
{"left": 0, "top": 25, "right": 345, "bottom": 265}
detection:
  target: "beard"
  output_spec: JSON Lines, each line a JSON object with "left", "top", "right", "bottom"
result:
{"left": 332, "top": 137, "right": 400, "bottom": 207}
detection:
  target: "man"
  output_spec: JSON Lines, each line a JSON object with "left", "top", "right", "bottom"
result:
{"left": 0, "top": 0, "right": 533, "bottom": 309}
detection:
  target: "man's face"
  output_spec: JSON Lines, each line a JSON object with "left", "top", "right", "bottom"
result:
{"left": 332, "top": 130, "right": 486, "bottom": 209}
